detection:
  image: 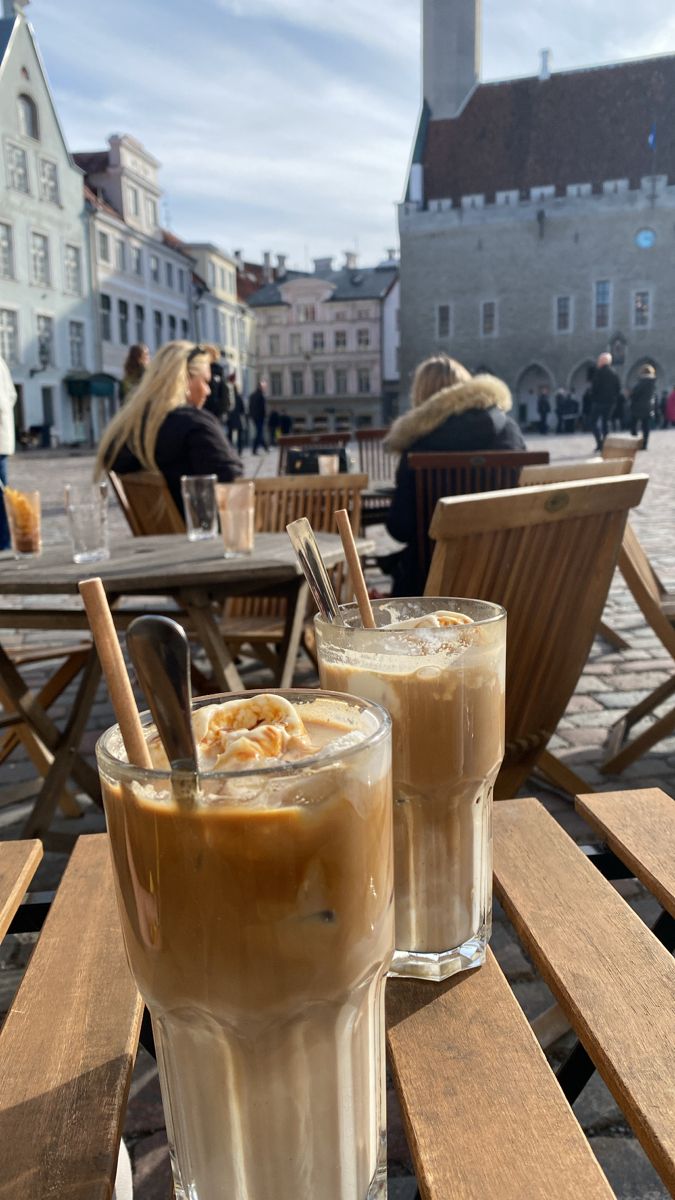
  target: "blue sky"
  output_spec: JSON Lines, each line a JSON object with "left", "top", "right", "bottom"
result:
{"left": 32, "top": 0, "right": 675, "bottom": 268}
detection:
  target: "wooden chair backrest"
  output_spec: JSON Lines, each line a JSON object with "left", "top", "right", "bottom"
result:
{"left": 519, "top": 458, "right": 633, "bottom": 486}
{"left": 425, "top": 474, "right": 648, "bottom": 798}
{"left": 228, "top": 474, "right": 367, "bottom": 620}
{"left": 409, "top": 450, "right": 550, "bottom": 582}
{"left": 355, "top": 427, "right": 396, "bottom": 482}
{"left": 617, "top": 522, "right": 675, "bottom": 657}
{"left": 276, "top": 431, "right": 352, "bottom": 474}
{"left": 109, "top": 470, "right": 185, "bottom": 536}
{"left": 602, "top": 434, "right": 643, "bottom": 463}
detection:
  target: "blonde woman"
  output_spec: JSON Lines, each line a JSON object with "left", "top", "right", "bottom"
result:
{"left": 95, "top": 341, "right": 242, "bottom": 517}
{"left": 382, "top": 355, "right": 525, "bottom": 595}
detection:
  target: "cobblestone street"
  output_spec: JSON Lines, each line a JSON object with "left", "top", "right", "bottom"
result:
{"left": 0, "top": 430, "right": 673, "bottom": 1198}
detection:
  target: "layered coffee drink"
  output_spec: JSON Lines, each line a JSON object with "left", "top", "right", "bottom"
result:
{"left": 316, "top": 599, "right": 505, "bottom": 981}
{"left": 97, "top": 691, "right": 393, "bottom": 1200}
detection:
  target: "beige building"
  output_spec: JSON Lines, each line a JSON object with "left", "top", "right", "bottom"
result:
{"left": 400, "top": 0, "right": 675, "bottom": 423}
{"left": 185, "top": 243, "right": 254, "bottom": 392}
{"left": 248, "top": 253, "right": 400, "bottom": 428}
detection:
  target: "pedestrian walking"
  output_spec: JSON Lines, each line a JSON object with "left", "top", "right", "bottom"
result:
{"left": 629, "top": 364, "right": 657, "bottom": 450}
{"left": 0, "top": 353, "right": 18, "bottom": 551}
{"left": 537, "top": 388, "right": 551, "bottom": 434}
{"left": 226, "top": 373, "right": 246, "bottom": 454}
{"left": 590, "top": 352, "right": 621, "bottom": 450}
{"left": 554, "top": 388, "right": 566, "bottom": 434}
{"left": 249, "top": 379, "right": 268, "bottom": 454}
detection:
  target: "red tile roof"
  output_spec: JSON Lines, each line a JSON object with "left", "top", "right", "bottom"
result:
{"left": 423, "top": 55, "right": 675, "bottom": 203}
{"left": 83, "top": 183, "right": 122, "bottom": 221}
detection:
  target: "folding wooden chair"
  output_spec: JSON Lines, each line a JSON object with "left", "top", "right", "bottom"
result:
{"left": 425, "top": 474, "right": 648, "bottom": 798}
{"left": 108, "top": 470, "right": 185, "bottom": 535}
{"left": 602, "top": 523, "right": 675, "bottom": 773}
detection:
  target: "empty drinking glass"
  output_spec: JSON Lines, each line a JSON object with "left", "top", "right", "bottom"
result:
{"left": 216, "top": 481, "right": 255, "bottom": 556}
{"left": 64, "top": 482, "right": 110, "bottom": 565}
{"left": 181, "top": 475, "right": 218, "bottom": 541}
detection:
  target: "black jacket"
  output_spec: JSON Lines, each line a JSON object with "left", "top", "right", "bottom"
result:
{"left": 591, "top": 364, "right": 621, "bottom": 413}
{"left": 248, "top": 387, "right": 266, "bottom": 423}
{"left": 629, "top": 376, "right": 656, "bottom": 419}
{"left": 112, "top": 405, "right": 243, "bottom": 518}
{"left": 383, "top": 374, "right": 525, "bottom": 595}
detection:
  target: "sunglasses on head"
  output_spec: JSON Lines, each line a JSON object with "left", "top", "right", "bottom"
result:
{"left": 187, "top": 345, "right": 208, "bottom": 363}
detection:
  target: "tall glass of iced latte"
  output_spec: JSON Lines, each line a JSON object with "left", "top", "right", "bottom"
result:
{"left": 97, "top": 690, "right": 393, "bottom": 1200}
{"left": 316, "top": 599, "right": 505, "bottom": 982}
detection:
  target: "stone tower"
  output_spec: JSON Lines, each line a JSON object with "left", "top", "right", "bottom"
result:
{"left": 423, "top": 0, "right": 482, "bottom": 119}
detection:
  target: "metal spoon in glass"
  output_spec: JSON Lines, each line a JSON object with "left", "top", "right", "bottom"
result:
{"left": 286, "top": 517, "right": 344, "bottom": 624}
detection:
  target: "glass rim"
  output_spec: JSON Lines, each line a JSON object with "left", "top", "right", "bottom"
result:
{"left": 96, "top": 687, "right": 391, "bottom": 784}
{"left": 180, "top": 473, "right": 217, "bottom": 486}
{"left": 315, "top": 597, "right": 506, "bottom": 635}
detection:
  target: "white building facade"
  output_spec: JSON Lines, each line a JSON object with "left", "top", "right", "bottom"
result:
{"left": 0, "top": 2, "right": 95, "bottom": 444}
{"left": 186, "top": 243, "right": 253, "bottom": 392}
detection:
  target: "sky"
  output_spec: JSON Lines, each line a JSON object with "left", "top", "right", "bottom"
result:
{"left": 29, "top": 0, "right": 675, "bottom": 270}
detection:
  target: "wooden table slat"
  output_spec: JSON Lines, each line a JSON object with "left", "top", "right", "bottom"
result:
{"left": 0, "top": 840, "right": 43, "bottom": 940}
{"left": 494, "top": 798, "right": 675, "bottom": 1192}
{"left": 576, "top": 788, "right": 675, "bottom": 918}
{"left": 0, "top": 835, "right": 143, "bottom": 1200}
{"left": 387, "top": 952, "right": 615, "bottom": 1200}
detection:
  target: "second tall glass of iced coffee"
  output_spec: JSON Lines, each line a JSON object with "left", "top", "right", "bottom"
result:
{"left": 317, "top": 598, "right": 505, "bottom": 981}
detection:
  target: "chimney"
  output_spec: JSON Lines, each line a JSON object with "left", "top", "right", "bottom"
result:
{"left": 386, "top": 247, "right": 398, "bottom": 262}
{"left": 313, "top": 256, "right": 333, "bottom": 274}
{"left": 233, "top": 249, "right": 243, "bottom": 268}
{"left": 2, "top": 0, "right": 29, "bottom": 17}
{"left": 263, "top": 251, "right": 273, "bottom": 282}
{"left": 276, "top": 253, "right": 288, "bottom": 276}
{"left": 423, "top": 0, "right": 481, "bottom": 120}
{"left": 344, "top": 251, "right": 358, "bottom": 270}
{"left": 539, "top": 49, "right": 552, "bottom": 81}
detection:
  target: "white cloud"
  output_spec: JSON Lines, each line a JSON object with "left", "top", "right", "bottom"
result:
{"left": 216, "top": 0, "right": 419, "bottom": 59}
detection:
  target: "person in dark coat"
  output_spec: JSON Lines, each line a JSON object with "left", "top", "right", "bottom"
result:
{"left": 537, "top": 388, "right": 551, "bottom": 434}
{"left": 202, "top": 349, "right": 231, "bottom": 425}
{"left": 248, "top": 379, "right": 268, "bottom": 454}
{"left": 226, "top": 372, "right": 246, "bottom": 454}
{"left": 629, "top": 364, "right": 657, "bottom": 450}
{"left": 95, "top": 341, "right": 243, "bottom": 519}
{"left": 383, "top": 355, "right": 526, "bottom": 596}
{"left": 554, "top": 389, "right": 566, "bottom": 434}
{"left": 590, "top": 352, "right": 621, "bottom": 450}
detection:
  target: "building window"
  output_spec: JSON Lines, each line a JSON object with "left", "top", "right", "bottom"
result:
{"left": 36, "top": 314, "right": 54, "bottom": 364}
{"left": 595, "top": 280, "right": 611, "bottom": 330}
{"left": 633, "top": 290, "right": 651, "bottom": 328}
{"left": 357, "top": 328, "right": 370, "bottom": 348}
{"left": 556, "top": 296, "right": 571, "bottom": 333}
{"left": 178, "top": 267, "right": 185, "bottom": 292}
{"left": 100, "top": 294, "right": 111, "bottom": 342}
{"left": 0, "top": 224, "right": 14, "bottom": 280}
{"left": 135, "top": 304, "right": 145, "bottom": 343}
{"left": 291, "top": 370, "right": 304, "bottom": 397}
{"left": 146, "top": 197, "right": 158, "bottom": 227}
{"left": 64, "top": 244, "right": 82, "bottom": 294}
{"left": 297, "top": 303, "right": 316, "bottom": 323}
{"left": 312, "top": 332, "right": 324, "bottom": 351}
{"left": 150, "top": 254, "right": 160, "bottom": 283}
{"left": 131, "top": 246, "right": 143, "bottom": 276}
{"left": 270, "top": 371, "right": 282, "bottom": 397}
{"left": 17, "top": 94, "right": 39, "bottom": 139}
{"left": 212, "top": 308, "right": 219, "bottom": 341}
{"left": 0, "top": 309, "right": 19, "bottom": 364}
{"left": 207, "top": 262, "right": 216, "bottom": 288}
{"left": 30, "top": 232, "right": 50, "bottom": 286}
{"left": 98, "top": 231, "right": 110, "bottom": 263}
{"left": 7, "top": 143, "right": 29, "bottom": 192}
{"left": 127, "top": 185, "right": 139, "bottom": 216}
{"left": 290, "top": 333, "right": 302, "bottom": 355}
{"left": 165, "top": 261, "right": 174, "bottom": 288}
{"left": 181, "top": 318, "right": 189, "bottom": 338}
{"left": 218, "top": 266, "right": 226, "bottom": 290}
{"left": 358, "top": 368, "right": 371, "bottom": 394}
{"left": 335, "top": 329, "right": 347, "bottom": 351}
{"left": 437, "top": 304, "right": 451, "bottom": 339}
{"left": 168, "top": 314, "right": 176, "bottom": 339}
{"left": 118, "top": 299, "right": 129, "bottom": 345}
{"left": 269, "top": 334, "right": 280, "bottom": 355}
{"left": 335, "top": 368, "right": 348, "bottom": 395}
{"left": 481, "top": 300, "right": 497, "bottom": 337}
{"left": 313, "top": 369, "right": 326, "bottom": 395}
{"left": 69, "top": 321, "right": 84, "bottom": 369}
{"left": 38, "top": 159, "right": 59, "bottom": 204}
{"left": 154, "top": 310, "right": 163, "bottom": 349}
{"left": 115, "top": 239, "right": 126, "bottom": 272}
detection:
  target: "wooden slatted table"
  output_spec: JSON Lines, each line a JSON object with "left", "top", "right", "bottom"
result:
{"left": 1, "top": 789, "right": 673, "bottom": 1198}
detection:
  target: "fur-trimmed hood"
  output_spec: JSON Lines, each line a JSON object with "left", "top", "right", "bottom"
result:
{"left": 385, "top": 375, "right": 513, "bottom": 454}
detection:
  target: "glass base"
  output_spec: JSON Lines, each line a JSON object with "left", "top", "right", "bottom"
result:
{"left": 73, "top": 547, "right": 110, "bottom": 565}
{"left": 390, "top": 928, "right": 488, "bottom": 982}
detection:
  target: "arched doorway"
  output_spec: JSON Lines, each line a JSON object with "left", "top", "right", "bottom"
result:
{"left": 568, "top": 360, "right": 594, "bottom": 400}
{"left": 515, "top": 363, "right": 555, "bottom": 427}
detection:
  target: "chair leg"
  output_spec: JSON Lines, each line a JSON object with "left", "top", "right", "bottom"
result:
{"left": 597, "top": 619, "right": 630, "bottom": 652}
{"left": 536, "top": 749, "right": 591, "bottom": 797}
{"left": 602, "top": 673, "right": 675, "bottom": 774}
{"left": 0, "top": 650, "right": 90, "bottom": 767}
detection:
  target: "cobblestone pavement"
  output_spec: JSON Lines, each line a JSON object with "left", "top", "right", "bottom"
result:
{"left": 0, "top": 431, "right": 673, "bottom": 1198}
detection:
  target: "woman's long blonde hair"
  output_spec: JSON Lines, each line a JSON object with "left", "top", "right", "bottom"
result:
{"left": 95, "top": 341, "right": 211, "bottom": 478}
{"left": 411, "top": 354, "right": 471, "bottom": 409}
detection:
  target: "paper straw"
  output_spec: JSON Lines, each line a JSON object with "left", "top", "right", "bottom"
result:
{"left": 334, "top": 509, "right": 376, "bottom": 629}
{"left": 79, "top": 577, "right": 152, "bottom": 770}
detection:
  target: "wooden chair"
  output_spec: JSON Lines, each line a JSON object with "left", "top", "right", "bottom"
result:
{"left": 602, "top": 523, "right": 675, "bottom": 773}
{"left": 276, "top": 432, "right": 351, "bottom": 475}
{"left": 602, "top": 434, "right": 643, "bottom": 465}
{"left": 424, "top": 474, "right": 647, "bottom": 798}
{"left": 410, "top": 450, "right": 550, "bottom": 586}
{"left": 356, "top": 427, "right": 396, "bottom": 482}
{"left": 223, "top": 474, "right": 367, "bottom": 683}
{"left": 519, "top": 458, "right": 633, "bottom": 486}
{"left": 108, "top": 470, "right": 185, "bottom": 536}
